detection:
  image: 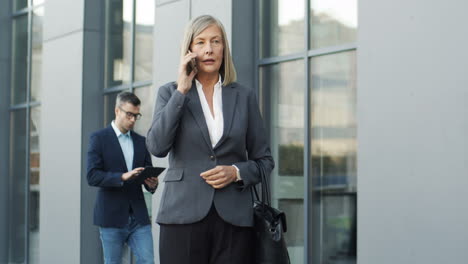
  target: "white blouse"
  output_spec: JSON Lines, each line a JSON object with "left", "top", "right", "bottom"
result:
{"left": 195, "top": 75, "right": 224, "bottom": 148}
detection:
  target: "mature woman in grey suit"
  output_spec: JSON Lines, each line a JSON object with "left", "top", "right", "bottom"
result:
{"left": 146, "top": 15, "right": 274, "bottom": 264}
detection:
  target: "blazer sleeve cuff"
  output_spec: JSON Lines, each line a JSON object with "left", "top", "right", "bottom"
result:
{"left": 232, "top": 161, "right": 260, "bottom": 190}
{"left": 112, "top": 172, "right": 124, "bottom": 187}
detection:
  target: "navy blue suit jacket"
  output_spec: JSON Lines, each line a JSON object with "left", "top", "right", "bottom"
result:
{"left": 87, "top": 125, "right": 153, "bottom": 228}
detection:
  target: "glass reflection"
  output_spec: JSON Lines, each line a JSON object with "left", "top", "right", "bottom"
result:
{"left": 134, "top": 0, "right": 154, "bottom": 82}
{"left": 31, "top": 7, "right": 44, "bottom": 102}
{"left": 29, "top": 107, "right": 41, "bottom": 264}
{"left": 104, "top": 92, "right": 121, "bottom": 126}
{"left": 11, "top": 15, "right": 28, "bottom": 105}
{"left": 309, "top": 0, "right": 357, "bottom": 49}
{"left": 13, "top": 0, "right": 28, "bottom": 11}
{"left": 261, "top": 60, "right": 305, "bottom": 263}
{"left": 134, "top": 85, "right": 155, "bottom": 218}
{"left": 33, "top": 0, "right": 45, "bottom": 5}
{"left": 260, "top": 0, "right": 305, "bottom": 58}
{"left": 133, "top": 86, "right": 154, "bottom": 136}
{"left": 9, "top": 109, "right": 27, "bottom": 263}
{"left": 309, "top": 51, "right": 357, "bottom": 264}
{"left": 105, "top": 0, "right": 133, "bottom": 87}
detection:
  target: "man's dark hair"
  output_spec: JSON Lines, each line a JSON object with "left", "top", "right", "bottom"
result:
{"left": 115, "top": 91, "right": 141, "bottom": 108}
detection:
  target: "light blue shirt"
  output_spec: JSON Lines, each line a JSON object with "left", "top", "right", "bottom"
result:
{"left": 111, "top": 121, "right": 134, "bottom": 172}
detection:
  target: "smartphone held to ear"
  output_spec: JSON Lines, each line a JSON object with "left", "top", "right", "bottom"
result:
{"left": 186, "top": 57, "right": 197, "bottom": 75}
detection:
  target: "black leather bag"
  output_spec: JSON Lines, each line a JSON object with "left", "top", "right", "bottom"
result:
{"left": 252, "top": 164, "right": 291, "bottom": 264}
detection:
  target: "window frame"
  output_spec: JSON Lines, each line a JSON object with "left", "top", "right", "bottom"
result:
{"left": 103, "top": 0, "right": 153, "bottom": 100}
{"left": 254, "top": 0, "right": 358, "bottom": 263}
{"left": 9, "top": 0, "right": 45, "bottom": 263}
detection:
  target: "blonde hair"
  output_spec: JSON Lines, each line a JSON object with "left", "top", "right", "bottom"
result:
{"left": 180, "top": 15, "right": 237, "bottom": 86}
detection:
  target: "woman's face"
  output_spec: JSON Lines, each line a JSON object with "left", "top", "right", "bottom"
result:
{"left": 190, "top": 25, "right": 224, "bottom": 75}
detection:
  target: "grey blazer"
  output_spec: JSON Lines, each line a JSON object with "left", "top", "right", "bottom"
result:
{"left": 146, "top": 81, "right": 274, "bottom": 227}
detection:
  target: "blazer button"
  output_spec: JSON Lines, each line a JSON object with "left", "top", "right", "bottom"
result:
{"left": 210, "top": 155, "right": 215, "bottom": 161}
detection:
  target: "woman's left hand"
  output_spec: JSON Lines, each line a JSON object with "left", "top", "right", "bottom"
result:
{"left": 200, "top": 166, "right": 237, "bottom": 189}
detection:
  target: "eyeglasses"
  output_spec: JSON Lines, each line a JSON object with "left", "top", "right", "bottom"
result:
{"left": 119, "top": 107, "right": 142, "bottom": 120}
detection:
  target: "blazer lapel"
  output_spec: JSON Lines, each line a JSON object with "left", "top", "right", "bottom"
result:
{"left": 214, "top": 83, "right": 238, "bottom": 149}
{"left": 185, "top": 82, "right": 213, "bottom": 149}
{"left": 131, "top": 132, "right": 141, "bottom": 170}
{"left": 107, "top": 126, "right": 129, "bottom": 171}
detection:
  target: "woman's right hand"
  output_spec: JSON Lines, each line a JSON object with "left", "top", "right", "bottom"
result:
{"left": 176, "top": 51, "right": 198, "bottom": 94}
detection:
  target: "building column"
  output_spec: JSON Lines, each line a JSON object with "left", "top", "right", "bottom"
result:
{"left": 40, "top": 0, "right": 103, "bottom": 263}
{"left": 0, "top": 1, "right": 12, "bottom": 261}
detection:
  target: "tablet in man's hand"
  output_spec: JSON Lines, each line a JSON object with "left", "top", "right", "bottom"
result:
{"left": 140, "top": 167, "right": 165, "bottom": 180}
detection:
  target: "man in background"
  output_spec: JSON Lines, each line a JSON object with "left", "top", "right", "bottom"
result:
{"left": 87, "top": 91, "right": 158, "bottom": 264}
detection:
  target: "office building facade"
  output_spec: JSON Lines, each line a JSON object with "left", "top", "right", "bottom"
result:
{"left": 0, "top": 0, "right": 467, "bottom": 263}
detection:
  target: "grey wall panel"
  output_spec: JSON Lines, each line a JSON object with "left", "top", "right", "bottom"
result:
{"left": 40, "top": 31, "right": 84, "bottom": 264}
{"left": 191, "top": 0, "right": 232, "bottom": 45}
{"left": 153, "top": 0, "right": 189, "bottom": 89}
{"left": 357, "top": 0, "right": 468, "bottom": 263}
{"left": 43, "top": 0, "right": 85, "bottom": 41}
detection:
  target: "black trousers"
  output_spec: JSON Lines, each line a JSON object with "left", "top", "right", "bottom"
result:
{"left": 159, "top": 205, "right": 254, "bottom": 264}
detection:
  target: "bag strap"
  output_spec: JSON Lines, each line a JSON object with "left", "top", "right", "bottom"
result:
{"left": 252, "top": 163, "right": 271, "bottom": 206}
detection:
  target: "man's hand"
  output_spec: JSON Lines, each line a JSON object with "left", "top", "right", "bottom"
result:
{"left": 121, "top": 167, "right": 144, "bottom": 181}
{"left": 200, "top": 165, "right": 237, "bottom": 189}
{"left": 144, "top": 177, "right": 159, "bottom": 189}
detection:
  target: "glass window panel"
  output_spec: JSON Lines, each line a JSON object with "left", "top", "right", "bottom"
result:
{"left": 104, "top": 0, "right": 133, "bottom": 88}
{"left": 309, "top": 51, "right": 357, "bottom": 264}
{"left": 260, "top": 59, "right": 305, "bottom": 262}
{"left": 13, "top": 0, "right": 28, "bottom": 11}
{"left": 134, "top": 0, "right": 154, "bottom": 82}
{"left": 104, "top": 92, "right": 122, "bottom": 126}
{"left": 31, "top": 7, "right": 44, "bottom": 102}
{"left": 9, "top": 109, "right": 27, "bottom": 263}
{"left": 309, "top": 0, "right": 358, "bottom": 49}
{"left": 133, "top": 86, "right": 154, "bottom": 137}
{"left": 29, "top": 107, "right": 41, "bottom": 264}
{"left": 134, "top": 85, "right": 155, "bottom": 218}
{"left": 33, "top": 0, "right": 45, "bottom": 5}
{"left": 11, "top": 15, "right": 29, "bottom": 105}
{"left": 260, "top": 0, "right": 305, "bottom": 58}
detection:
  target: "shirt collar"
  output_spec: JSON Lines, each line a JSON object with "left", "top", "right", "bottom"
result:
{"left": 195, "top": 74, "right": 223, "bottom": 90}
{"left": 111, "top": 121, "right": 131, "bottom": 138}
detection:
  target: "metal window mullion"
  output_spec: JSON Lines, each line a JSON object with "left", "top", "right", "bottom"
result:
{"left": 132, "top": 80, "right": 152, "bottom": 89}
{"left": 307, "top": 43, "right": 357, "bottom": 58}
{"left": 29, "top": 101, "right": 40, "bottom": 108}
{"left": 10, "top": 103, "right": 30, "bottom": 110}
{"left": 24, "top": 3, "right": 33, "bottom": 263}
{"left": 257, "top": 43, "right": 358, "bottom": 67}
{"left": 129, "top": 0, "right": 136, "bottom": 93}
{"left": 12, "top": 9, "right": 29, "bottom": 18}
{"left": 257, "top": 52, "right": 304, "bottom": 66}
{"left": 303, "top": 0, "right": 311, "bottom": 263}
{"left": 103, "top": 83, "right": 133, "bottom": 94}
{"left": 128, "top": 3, "right": 136, "bottom": 262}
{"left": 254, "top": 0, "right": 260, "bottom": 98}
